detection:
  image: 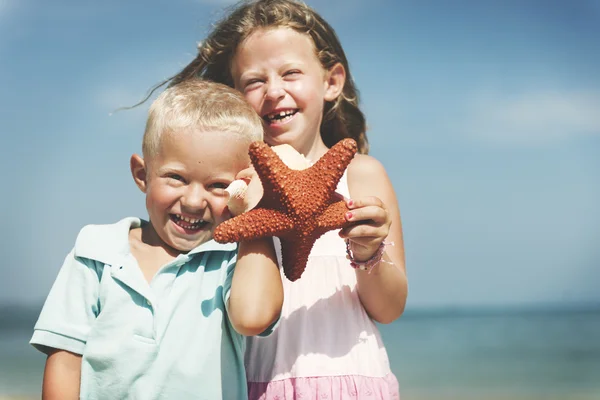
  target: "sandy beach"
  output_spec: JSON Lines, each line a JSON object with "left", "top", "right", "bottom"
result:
{"left": 0, "top": 397, "right": 37, "bottom": 400}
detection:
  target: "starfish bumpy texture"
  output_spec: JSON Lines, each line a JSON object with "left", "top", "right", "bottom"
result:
{"left": 214, "top": 138, "right": 358, "bottom": 281}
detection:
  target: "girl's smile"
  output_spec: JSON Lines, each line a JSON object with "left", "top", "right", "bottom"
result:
{"left": 263, "top": 108, "right": 299, "bottom": 126}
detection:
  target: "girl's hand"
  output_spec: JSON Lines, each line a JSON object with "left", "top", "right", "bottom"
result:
{"left": 339, "top": 196, "right": 391, "bottom": 262}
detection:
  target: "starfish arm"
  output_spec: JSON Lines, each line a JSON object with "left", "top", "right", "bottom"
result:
{"left": 279, "top": 237, "right": 314, "bottom": 282}
{"left": 248, "top": 141, "right": 294, "bottom": 196}
{"left": 315, "top": 200, "right": 349, "bottom": 232}
{"left": 213, "top": 208, "right": 294, "bottom": 243}
{"left": 309, "top": 138, "right": 357, "bottom": 194}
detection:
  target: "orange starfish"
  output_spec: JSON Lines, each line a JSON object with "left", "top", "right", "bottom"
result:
{"left": 214, "top": 138, "right": 358, "bottom": 281}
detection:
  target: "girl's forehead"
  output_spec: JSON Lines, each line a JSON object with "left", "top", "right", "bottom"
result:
{"left": 242, "top": 26, "right": 314, "bottom": 49}
{"left": 234, "top": 27, "right": 319, "bottom": 69}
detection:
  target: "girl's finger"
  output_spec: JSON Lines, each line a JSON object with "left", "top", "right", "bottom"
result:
{"left": 345, "top": 206, "right": 388, "bottom": 225}
{"left": 339, "top": 222, "right": 386, "bottom": 240}
{"left": 346, "top": 196, "right": 385, "bottom": 210}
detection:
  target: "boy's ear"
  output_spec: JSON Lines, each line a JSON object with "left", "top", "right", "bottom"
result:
{"left": 324, "top": 62, "right": 346, "bottom": 102}
{"left": 130, "top": 154, "right": 148, "bottom": 193}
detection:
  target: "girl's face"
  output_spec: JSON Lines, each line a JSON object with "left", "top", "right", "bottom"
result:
{"left": 231, "top": 27, "right": 340, "bottom": 156}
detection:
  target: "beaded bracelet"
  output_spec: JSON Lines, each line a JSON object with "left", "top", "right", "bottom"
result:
{"left": 345, "top": 240, "right": 393, "bottom": 273}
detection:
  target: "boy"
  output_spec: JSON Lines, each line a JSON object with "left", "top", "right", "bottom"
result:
{"left": 30, "top": 79, "right": 283, "bottom": 399}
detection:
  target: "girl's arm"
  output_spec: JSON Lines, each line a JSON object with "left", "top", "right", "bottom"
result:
{"left": 228, "top": 238, "right": 283, "bottom": 336}
{"left": 343, "top": 154, "right": 408, "bottom": 324}
{"left": 42, "top": 349, "right": 82, "bottom": 400}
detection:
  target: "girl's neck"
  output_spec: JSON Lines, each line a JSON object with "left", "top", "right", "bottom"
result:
{"left": 294, "top": 137, "right": 330, "bottom": 164}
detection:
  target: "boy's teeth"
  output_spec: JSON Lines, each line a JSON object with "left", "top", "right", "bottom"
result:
{"left": 179, "top": 215, "right": 201, "bottom": 223}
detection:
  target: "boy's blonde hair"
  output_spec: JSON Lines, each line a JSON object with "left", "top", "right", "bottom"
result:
{"left": 143, "top": 79, "right": 263, "bottom": 158}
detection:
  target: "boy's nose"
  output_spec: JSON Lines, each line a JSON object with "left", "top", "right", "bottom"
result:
{"left": 181, "top": 185, "right": 208, "bottom": 210}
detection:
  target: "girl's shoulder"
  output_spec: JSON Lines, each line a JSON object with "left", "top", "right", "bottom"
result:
{"left": 347, "top": 153, "right": 388, "bottom": 181}
{"left": 346, "top": 153, "right": 396, "bottom": 197}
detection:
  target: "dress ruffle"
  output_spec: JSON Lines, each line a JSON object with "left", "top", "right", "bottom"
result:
{"left": 248, "top": 374, "right": 400, "bottom": 400}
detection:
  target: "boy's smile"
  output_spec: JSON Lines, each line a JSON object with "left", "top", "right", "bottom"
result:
{"left": 170, "top": 214, "right": 208, "bottom": 233}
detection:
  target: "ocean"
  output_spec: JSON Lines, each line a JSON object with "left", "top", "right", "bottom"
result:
{"left": 1, "top": 306, "right": 599, "bottom": 399}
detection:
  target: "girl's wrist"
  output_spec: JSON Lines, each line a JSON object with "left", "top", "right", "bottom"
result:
{"left": 345, "top": 240, "right": 390, "bottom": 273}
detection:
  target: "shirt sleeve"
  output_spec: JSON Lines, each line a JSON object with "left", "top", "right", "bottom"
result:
{"left": 222, "top": 250, "right": 280, "bottom": 337}
{"left": 30, "top": 249, "right": 101, "bottom": 355}
{"left": 222, "top": 250, "right": 237, "bottom": 316}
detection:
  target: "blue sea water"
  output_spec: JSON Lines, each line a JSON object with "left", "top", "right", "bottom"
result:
{"left": 381, "top": 309, "right": 600, "bottom": 398}
{"left": 1, "top": 306, "right": 599, "bottom": 399}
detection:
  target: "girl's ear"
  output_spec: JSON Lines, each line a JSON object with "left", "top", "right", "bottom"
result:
{"left": 130, "top": 154, "right": 148, "bottom": 193}
{"left": 324, "top": 62, "right": 346, "bottom": 102}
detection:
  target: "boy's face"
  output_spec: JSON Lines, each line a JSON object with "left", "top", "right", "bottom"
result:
{"left": 132, "top": 129, "right": 251, "bottom": 253}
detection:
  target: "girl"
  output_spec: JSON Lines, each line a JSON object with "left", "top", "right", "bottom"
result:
{"left": 154, "top": 0, "right": 407, "bottom": 398}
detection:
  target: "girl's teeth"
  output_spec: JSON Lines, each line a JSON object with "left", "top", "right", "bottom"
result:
{"left": 267, "top": 110, "right": 295, "bottom": 121}
{"left": 267, "top": 110, "right": 295, "bottom": 123}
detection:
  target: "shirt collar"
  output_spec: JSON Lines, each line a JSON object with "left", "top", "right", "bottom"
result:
{"left": 74, "top": 217, "right": 237, "bottom": 265}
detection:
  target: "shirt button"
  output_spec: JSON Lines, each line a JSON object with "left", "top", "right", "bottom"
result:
{"left": 146, "top": 299, "right": 152, "bottom": 306}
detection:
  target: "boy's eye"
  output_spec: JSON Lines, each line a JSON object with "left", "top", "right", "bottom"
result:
{"left": 168, "top": 174, "right": 185, "bottom": 182}
{"left": 209, "top": 182, "right": 230, "bottom": 194}
{"left": 211, "top": 182, "right": 229, "bottom": 190}
{"left": 284, "top": 70, "right": 301, "bottom": 77}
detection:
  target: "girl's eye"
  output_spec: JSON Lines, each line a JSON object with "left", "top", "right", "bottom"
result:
{"left": 284, "top": 70, "right": 301, "bottom": 77}
{"left": 245, "top": 79, "right": 263, "bottom": 88}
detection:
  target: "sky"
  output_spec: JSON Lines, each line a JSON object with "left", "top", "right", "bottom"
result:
{"left": 1, "top": 0, "right": 599, "bottom": 311}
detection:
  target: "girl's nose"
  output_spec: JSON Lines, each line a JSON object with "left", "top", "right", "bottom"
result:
{"left": 265, "top": 80, "right": 285, "bottom": 101}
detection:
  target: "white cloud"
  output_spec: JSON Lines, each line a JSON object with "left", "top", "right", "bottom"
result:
{"left": 464, "top": 90, "right": 600, "bottom": 146}
{"left": 0, "top": 0, "right": 9, "bottom": 16}
{"left": 0, "top": 0, "right": 16, "bottom": 54}
{"left": 0, "top": 0, "right": 16, "bottom": 22}
{"left": 94, "top": 86, "right": 150, "bottom": 112}
{"left": 89, "top": 57, "right": 187, "bottom": 113}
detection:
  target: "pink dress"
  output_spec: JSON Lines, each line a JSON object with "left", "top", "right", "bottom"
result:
{"left": 245, "top": 171, "right": 400, "bottom": 400}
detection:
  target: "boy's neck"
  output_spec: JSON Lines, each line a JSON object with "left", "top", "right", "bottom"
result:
{"left": 129, "top": 224, "right": 181, "bottom": 283}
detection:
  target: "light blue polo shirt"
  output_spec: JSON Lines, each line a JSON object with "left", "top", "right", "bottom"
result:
{"left": 31, "top": 217, "right": 249, "bottom": 400}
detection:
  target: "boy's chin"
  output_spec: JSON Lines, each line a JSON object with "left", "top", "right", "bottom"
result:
{"left": 168, "top": 235, "right": 212, "bottom": 253}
